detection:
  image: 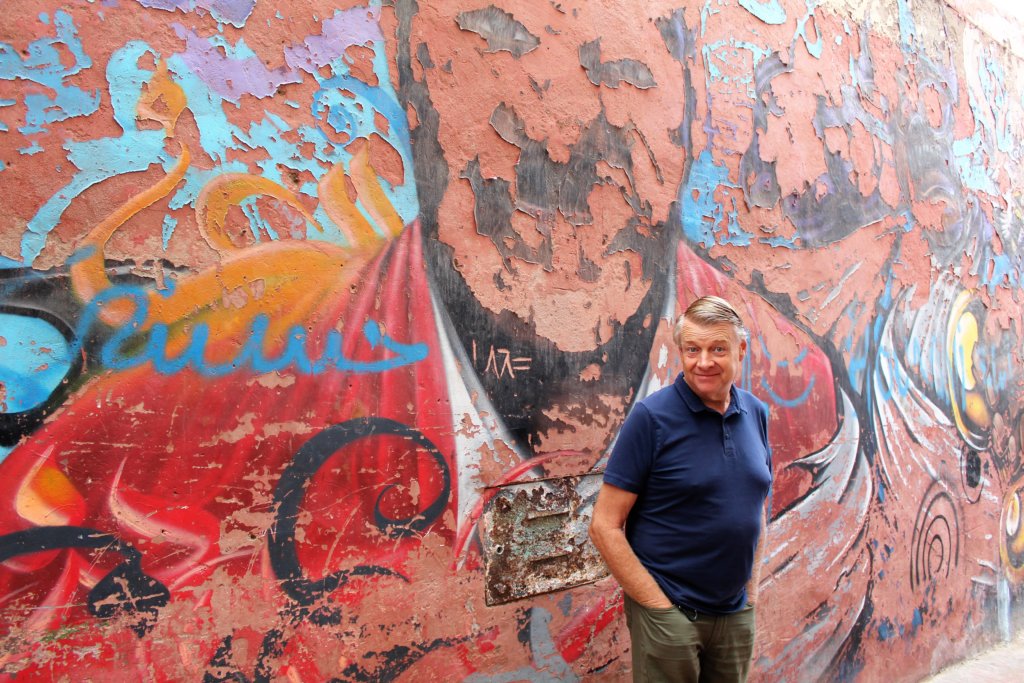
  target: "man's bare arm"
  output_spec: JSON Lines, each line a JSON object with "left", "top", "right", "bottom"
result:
{"left": 589, "top": 483, "right": 673, "bottom": 609}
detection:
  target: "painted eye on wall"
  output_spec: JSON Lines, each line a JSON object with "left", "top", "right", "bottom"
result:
{"left": 1007, "top": 490, "right": 1021, "bottom": 539}
{"left": 948, "top": 291, "right": 992, "bottom": 451}
{"left": 1002, "top": 484, "right": 1024, "bottom": 577}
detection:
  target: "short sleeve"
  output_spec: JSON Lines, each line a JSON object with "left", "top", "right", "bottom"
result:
{"left": 603, "top": 403, "right": 657, "bottom": 494}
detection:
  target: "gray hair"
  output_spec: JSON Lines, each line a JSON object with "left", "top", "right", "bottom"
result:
{"left": 673, "top": 296, "right": 747, "bottom": 347}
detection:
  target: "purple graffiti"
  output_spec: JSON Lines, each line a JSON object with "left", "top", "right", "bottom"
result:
{"left": 136, "top": 0, "right": 255, "bottom": 28}
{"left": 284, "top": 7, "right": 384, "bottom": 72}
{"left": 172, "top": 24, "right": 301, "bottom": 101}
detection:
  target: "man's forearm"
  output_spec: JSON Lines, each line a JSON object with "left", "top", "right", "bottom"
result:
{"left": 745, "top": 509, "right": 769, "bottom": 604}
{"left": 590, "top": 525, "right": 672, "bottom": 608}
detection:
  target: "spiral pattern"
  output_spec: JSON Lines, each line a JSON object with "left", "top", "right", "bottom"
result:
{"left": 910, "top": 484, "right": 960, "bottom": 591}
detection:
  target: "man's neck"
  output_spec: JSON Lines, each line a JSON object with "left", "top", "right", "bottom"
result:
{"left": 705, "top": 394, "right": 730, "bottom": 414}
{"left": 692, "top": 382, "right": 734, "bottom": 414}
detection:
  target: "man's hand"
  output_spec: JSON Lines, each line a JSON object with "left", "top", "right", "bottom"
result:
{"left": 643, "top": 596, "right": 675, "bottom": 609}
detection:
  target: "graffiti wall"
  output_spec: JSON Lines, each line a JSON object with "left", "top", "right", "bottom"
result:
{"left": 1, "top": 0, "right": 1022, "bottom": 680}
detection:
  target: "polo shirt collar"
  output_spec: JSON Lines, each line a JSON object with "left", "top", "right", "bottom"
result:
{"left": 674, "top": 372, "right": 746, "bottom": 416}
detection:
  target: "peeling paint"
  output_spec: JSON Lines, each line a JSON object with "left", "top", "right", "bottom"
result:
{"left": 578, "top": 39, "right": 657, "bottom": 89}
{"left": 456, "top": 6, "right": 541, "bottom": 58}
{"left": 1, "top": 0, "right": 1023, "bottom": 680}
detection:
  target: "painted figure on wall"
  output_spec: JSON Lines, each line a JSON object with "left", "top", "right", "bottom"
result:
{"left": 687, "top": 1, "right": 1024, "bottom": 674}
{"left": 0, "top": 0, "right": 1022, "bottom": 681}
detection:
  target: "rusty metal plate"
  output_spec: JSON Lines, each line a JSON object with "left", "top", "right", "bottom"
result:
{"left": 480, "top": 473, "right": 608, "bottom": 605}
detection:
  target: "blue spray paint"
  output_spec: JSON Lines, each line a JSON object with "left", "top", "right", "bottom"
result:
{"left": 71, "top": 283, "right": 428, "bottom": 377}
{"left": 738, "top": 0, "right": 787, "bottom": 25}
{"left": 20, "top": 41, "right": 171, "bottom": 264}
{"left": 0, "top": 11, "right": 100, "bottom": 137}
{"left": 0, "top": 313, "right": 74, "bottom": 414}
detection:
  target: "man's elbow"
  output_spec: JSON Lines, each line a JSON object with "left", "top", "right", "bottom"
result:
{"left": 588, "top": 511, "right": 618, "bottom": 555}
{"left": 589, "top": 513, "right": 608, "bottom": 552}
{"left": 588, "top": 516, "right": 601, "bottom": 546}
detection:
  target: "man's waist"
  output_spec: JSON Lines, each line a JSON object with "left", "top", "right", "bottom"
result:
{"left": 648, "top": 570, "right": 750, "bottom": 615}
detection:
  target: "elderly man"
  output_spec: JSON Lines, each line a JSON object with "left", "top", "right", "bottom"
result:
{"left": 590, "top": 295, "right": 772, "bottom": 683}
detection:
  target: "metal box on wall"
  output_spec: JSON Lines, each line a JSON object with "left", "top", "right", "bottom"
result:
{"left": 480, "top": 473, "right": 607, "bottom": 605}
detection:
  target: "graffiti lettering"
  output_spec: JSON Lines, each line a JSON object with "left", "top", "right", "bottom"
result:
{"left": 3, "top": 0, "right": 1024, "bottom": 680}
{"left": 471, "top": 340, "right": 532, "bottom": 379}
{"left": 70, "top": 284, "right": 428, "bottom": 377}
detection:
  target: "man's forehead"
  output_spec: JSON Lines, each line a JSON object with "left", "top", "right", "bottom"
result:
{"left": 680, "top": 321, "right": 740, "bottom": 342}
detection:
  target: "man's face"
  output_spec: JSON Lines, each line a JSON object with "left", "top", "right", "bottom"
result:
{"left": 408, "top": 0, "right": 684, "bottom": 352}
{"left": 679, "top": 320, "right": 746, "bottom": 409}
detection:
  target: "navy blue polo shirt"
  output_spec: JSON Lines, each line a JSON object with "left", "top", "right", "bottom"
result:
{"left": 603, "top": 372, "right": 771, "bottom": 614}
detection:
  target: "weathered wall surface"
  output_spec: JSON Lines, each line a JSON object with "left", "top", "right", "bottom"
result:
{"left": 1, "top": 0, "right": 1022, "bottom": 680}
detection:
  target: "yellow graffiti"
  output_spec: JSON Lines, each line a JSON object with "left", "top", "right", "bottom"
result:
{"left": 70, "top": 147, "right": 192, "bottom": 324}
{"left": 136, "top": 59, "right": 187, "bottom": 133}
{"left": 68, "top": 60, "right": 405, "bottom": 365}
{"left": 947, "top": 291, "right": 992, "bottom": 449}
{"left": 340, "top": 140, "right": 406, "bottom": 240}
{"left": 318, "top": 140, "right": 405, "bottom": 248}
{"left": 1002, "top": 481, "right": 1024, "bottom": 580}
{"left": 196, "top": 174, "right": 325, "bottom": 253}
{"left": 15, "top": 446, "right": 85, "bottom": 528}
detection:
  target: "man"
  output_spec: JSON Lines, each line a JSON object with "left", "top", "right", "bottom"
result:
{"left": 590, "top": 296, "right": 772, "bottom": 682}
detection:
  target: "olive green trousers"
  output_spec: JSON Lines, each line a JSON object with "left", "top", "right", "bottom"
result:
{"left": 624, "top": 595, "right": 756, "bottom": 683}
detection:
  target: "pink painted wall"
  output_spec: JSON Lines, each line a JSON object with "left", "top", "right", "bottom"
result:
{"left": 1, "top": 0, "right": 1022, "bottom": 680}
